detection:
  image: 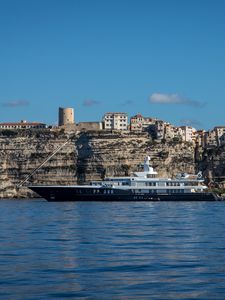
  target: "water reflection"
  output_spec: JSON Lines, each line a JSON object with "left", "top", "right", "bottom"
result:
{"left": 0, "top": 200, "right": 225, "bottom": 299}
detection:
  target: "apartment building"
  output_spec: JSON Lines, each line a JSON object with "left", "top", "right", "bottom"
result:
{"left": 204, "top": 126, "right": 225, "bottom": 147}
{"left": 103, "top": 112, "right": 128, "bottom": 130}
{"left": 152, "top": 120, "right": 176, "bottom": 140}
{"left": 179, "top": 126, "right": 196, "bottom": 143}
{"left": 130, "top": 114, "right": 157, "bottom": 131}
{"left": 214, "top": 126, "right": 225, "bottom": 145}
{"left": 153, "top": 120, "right": 165, "bottom": 139}
{"left": 195, "top": 130, "right": 206, "bottom": 147}
{"left": 204, "top": 130, "right": 217, "bottom": 147}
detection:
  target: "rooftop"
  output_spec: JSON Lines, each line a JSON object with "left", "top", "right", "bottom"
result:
{"left": 0, "top": 121, "right": 46, "bottom": 126}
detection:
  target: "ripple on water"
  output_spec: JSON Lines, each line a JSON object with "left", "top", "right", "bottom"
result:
{"left": 1, "top": 200, "right": 225, "bottom": 299}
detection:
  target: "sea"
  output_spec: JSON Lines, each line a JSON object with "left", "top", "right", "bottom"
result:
{"left": 1, "top": 199, "right": 225, "bottom": 300}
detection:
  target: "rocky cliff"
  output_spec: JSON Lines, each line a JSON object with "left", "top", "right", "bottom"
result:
{"left": 197, "top": 145, "right": 225, "bottom": 187}
{"left": 0, "top": 129, "right": 224, "bottom": 198}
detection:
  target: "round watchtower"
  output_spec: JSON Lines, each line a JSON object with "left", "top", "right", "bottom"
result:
{"left": 58, "top": 107, "right": 74, "bottom": 126}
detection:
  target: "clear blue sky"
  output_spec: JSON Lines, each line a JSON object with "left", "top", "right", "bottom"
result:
{"left": 0, "top": 0, "right": 225, "bottom": 129}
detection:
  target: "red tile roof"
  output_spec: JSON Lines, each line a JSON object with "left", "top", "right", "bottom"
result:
{"left": 0, "top": 122, "right": 46, "bottom": 126}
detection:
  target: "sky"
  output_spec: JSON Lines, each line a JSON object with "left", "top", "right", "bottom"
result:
{"left": 0, "top": 0, "right": 225, "bottom": 129}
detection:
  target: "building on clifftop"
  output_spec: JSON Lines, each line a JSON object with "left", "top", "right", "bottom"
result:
{"left": 0, "top": 120, "right": 47, "bottom": 129}
{"left": 102, "top": 112, "right": 128, "bottom": 130}
{"left": 130, "top": 114, "right": 158, "bottom": 131}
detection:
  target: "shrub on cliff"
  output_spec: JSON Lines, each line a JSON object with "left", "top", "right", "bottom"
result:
{"left": 0, "top": 130, "right": 18, "bottom": 137}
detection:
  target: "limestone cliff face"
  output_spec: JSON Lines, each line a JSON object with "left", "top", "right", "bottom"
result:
{"left": 0, "top": 130, "right": 76, "bottom": 198}
{"left": 0, "top": 129, "right": 224, "bottom": 198}
{"left": 197, "top": 145, "right": 225, "bottom": 188}
{"left": 75, "top": 132, "right": 196, "bottom": 183}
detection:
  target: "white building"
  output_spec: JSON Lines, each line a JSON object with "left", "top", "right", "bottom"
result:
{"left": 214, "top": 126, "right": 225, "bottom": 146}
{"left": 0, "top": 120, "right": 47, "bottom": 130}
{"left": 195, "top": 130, "right": 206, "bottom": 147}
{"left": 204, "top": 126, "right": 225, "bottom": 147}
{"left": 153, "top": 120, "right": 173, "bottom": 140}
{"left": 205, "top": 130, "right": 217, "bottom": 147}
{"left": 179, "top": 126, "right": 196, "bottom": 143}
{"left": 103, "top": 112, "right": 128, "bottom": 130}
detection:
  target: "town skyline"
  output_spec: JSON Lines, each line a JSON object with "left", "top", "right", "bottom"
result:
{"left": 1, "top": 0, "right": 225, "bottom": 129}
{"left": 0, "top": 107, "right": 225, "bottom": 131}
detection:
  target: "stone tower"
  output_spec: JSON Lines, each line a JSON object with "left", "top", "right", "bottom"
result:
{"left": 58, "top": 107, "right": 74, "bottom": 126}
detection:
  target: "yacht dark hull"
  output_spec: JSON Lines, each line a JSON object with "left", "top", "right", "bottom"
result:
{"left": 28, "top": 186, "right": 221, "bottom": 202}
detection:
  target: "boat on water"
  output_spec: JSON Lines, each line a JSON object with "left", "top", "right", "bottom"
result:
{"left": 28, "top": 156, "right": 220, "bottom": 202}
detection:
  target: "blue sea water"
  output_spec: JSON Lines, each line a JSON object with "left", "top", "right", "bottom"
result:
{"left": 1, "top": 200, "right": 225, "bottom": 299}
